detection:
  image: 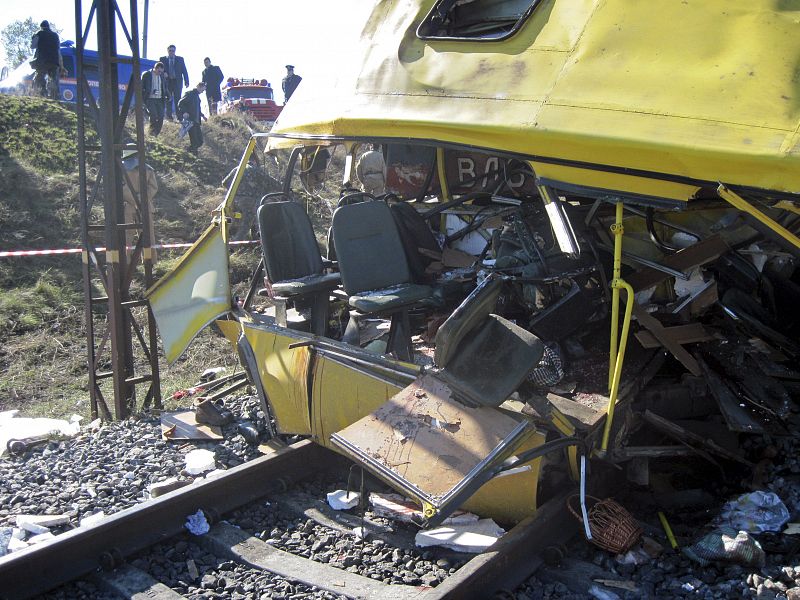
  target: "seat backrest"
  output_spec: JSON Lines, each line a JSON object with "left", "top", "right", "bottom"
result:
{"left": 434, "top": 275, "right": 503, "bottom": 368}
{"left": 257, "top": 201, "right": 323, "bottom": 283}
{"left": 389, "top": 201, "right": 440, "bottom": 282}
{"left": 332, "top": 201, "right": 412, "bottom": 295}
{"left": 434, "top": 274, "right": 543, "bottom": 407}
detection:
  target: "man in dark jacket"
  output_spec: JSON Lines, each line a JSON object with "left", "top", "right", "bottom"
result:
{"left": 177, "top": 82, "right": 206, "bottom": 154}
{"left": 30, "top": 21, "right": 62, "bottom": 99}
{"left": 159, "top": 44, "right": 189, "bottom": 120}
{"left": 201, "top": 57, "right": 224, "bottom": 116}
{"left": 141, "top": 62, "right": 168, "bottom": 135}
{"left": 281, "top": 65, "right": 302, "bottom": 103}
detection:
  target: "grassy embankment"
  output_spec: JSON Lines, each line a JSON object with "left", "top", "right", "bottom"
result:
{"left": 0, "top": 94, "right": 274, "bottom": 418}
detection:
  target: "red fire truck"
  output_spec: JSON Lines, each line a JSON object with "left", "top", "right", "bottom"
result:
{"left": 218, "top": 78, "right": 283, "bottom": 122}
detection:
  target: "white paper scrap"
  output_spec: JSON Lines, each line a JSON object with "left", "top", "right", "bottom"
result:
{"left": 415, "top": 518, "right": 505, "bottom": 553}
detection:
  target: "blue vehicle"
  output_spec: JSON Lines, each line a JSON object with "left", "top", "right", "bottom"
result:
{"left": 0, "top": 41, "right": 157, "bottom": 104}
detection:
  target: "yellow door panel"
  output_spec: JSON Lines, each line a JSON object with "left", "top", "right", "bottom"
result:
{"left": 146, "top": 224, "right": 231, "bottom": 364}
{"left": 311, "top": 353, "right": 402, "bottom": 447}
{"left": 461, "top": 429, "right": 546, "bottom": 525}
{"left": 214, "top": 318, "right": 242, "bottom": 348}
{"left": 242, "top": 323, "right": 312, "bottom": 435}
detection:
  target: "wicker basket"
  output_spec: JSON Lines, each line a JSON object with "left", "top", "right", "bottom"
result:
{"left": 567, "top": 495, "right": 643, "bottom": 554}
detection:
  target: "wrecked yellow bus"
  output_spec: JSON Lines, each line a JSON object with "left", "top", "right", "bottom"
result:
{"left": 146, "top": 0, "right": 800, "bottom": 528}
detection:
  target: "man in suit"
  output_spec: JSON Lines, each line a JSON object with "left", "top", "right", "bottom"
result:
{"left": 178, "top": 82, "right": 207, "bottom": 155}
{"left": 201, "top": 57, "right": 224, "bottom": 116}
{"left": 159, "top": 44, "right": 189, "bottom": 120}
{"left": 141, "top": 62, "right": 168, "bottom": 135}
{"left": 30, "top": 20, "right": 63, "bottom": 99}
{"left": 281, "top": 65, "right": 302, "bottom": 103}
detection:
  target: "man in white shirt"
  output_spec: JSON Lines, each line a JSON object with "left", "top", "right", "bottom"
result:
{"left": 142, "top": 62, "right": 168, "bottom": 135}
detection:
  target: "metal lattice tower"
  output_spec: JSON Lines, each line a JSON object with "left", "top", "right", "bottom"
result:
{"left": 76, "top": 0, "right": 161, "bottom": 419}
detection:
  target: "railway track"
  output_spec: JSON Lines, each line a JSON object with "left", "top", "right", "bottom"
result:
{"left": 0, "top": 440, "right": 578, "bottom": 600}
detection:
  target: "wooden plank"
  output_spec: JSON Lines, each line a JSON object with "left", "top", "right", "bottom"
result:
{"left": 611, "top": 446, "right": 696, "bottom": 461}
{"left": 643, "top": 410, "right": 753, "bottom": 467}
{"left": 92, "top": 565, "right": 185, "bottom": 599}
{"left": 626, "top": 235, "right": 730, "bottom": 292}
{"left": 545, "top": 393, "right": 604, "bottom": 431}
{"left": 634, "top": 323, "right": 713, "bottom": 349}
{"left": 696, "top": 356, "right": 765, "bottom": 433}
{"left": 629, "top": 302, "right": 702, "bottom": 376}
{"left": 205, "top": 523, "right": 423, "bottom": 600}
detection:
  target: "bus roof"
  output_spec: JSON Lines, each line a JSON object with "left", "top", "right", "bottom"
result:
{"left": 270, "top": 0, "right": 800, "bottom": 201}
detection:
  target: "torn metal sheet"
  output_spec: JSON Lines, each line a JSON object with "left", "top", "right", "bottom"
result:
{"left": 696, "top": 356, "right": 765, "bottom": 434}
{"left": 160, "top": 410, "right": 223, "bottom": 441}
{"left": 330, "top": 374, "right": 532, "bottom": 525}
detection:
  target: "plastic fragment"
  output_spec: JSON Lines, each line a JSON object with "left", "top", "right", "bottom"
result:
{"left": 415, "top": 518, "right": 505, "bottom": 553}
{"left": 80, "top": 512, "right": 106, "bottom": 528}
{"left": 327, "top": 489, "right": 360, "bottom": 510}
{"left": 588, "top": 584, "right": 622, "bottom": 600}
{"left": 27, "top": 532, "right": 56, "bottom": 544}
{"left": 715, "top": 491, "right": 789, "bottom": 533}
{"left": 184, "top": 449, "right": 216, "bottom": 475}
{"left": 185, "top": 509, "right": 210, "bottom": 535}
{"left": 15, "top": 514, "right": 70, "bottom": 528}
{"left": 683, "top": 528, "right": 765, "bottom": 567}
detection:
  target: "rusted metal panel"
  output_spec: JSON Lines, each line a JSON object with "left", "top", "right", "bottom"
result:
{"left": 330, "top": 374, "right": 532, "bottom": 522}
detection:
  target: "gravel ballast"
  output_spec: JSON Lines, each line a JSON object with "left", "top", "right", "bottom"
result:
{"left": 6, "top": 392, "right": 800, "bottom": 599}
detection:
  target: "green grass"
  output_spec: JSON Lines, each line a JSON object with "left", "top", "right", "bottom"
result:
{"left": 0, "top": 95, "right": 96, "bottom": 174}
{"left": 0, "top": 95, "right": 270, "bottom": 418}
{"left": 0, "top": 272, "right": 81, "bottom": 334}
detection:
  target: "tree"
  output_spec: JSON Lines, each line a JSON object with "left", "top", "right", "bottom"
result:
{"left": 1, "top": 18, "right": 61, "bottom": 69}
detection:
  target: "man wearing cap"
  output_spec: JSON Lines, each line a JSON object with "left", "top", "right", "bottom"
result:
{"left": 159, "top": 44, "right": 189, "bottom": 120}
{"left": 281, "top": 65, "right": 302, "bottom": 103}
{"left": 30, "top": 20, "right": 63, "bottom": 99}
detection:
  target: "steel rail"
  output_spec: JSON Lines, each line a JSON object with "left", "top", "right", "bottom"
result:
{"left": 0, "top": 440, "right": 336, "bottom": 600}
{"left": 1, "top": 439, "right": 583, "bottom": 600}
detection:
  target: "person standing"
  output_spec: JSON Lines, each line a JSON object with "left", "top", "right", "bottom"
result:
{"left": 159, "top": 44, "right": 189, "bottom": 120}
{"left": 141, "top": 62, "right": 168, "bottom": 135}
{"left": 121, "top": 153, "right": 159, "bottom": 265}
{"left": 356, "top": 144, "right": 386, "bottom": 196}
{"left": 201, "top": 57, "right": 224, "bottom": 116}
{"left": 30, "top": 20, "right": 63, "bottom": 99}
{"left": 281, "top": 65, "right": 302, "bottom": 103}
{"left": 178, "top": 82, "right": 207, "bottom": 155}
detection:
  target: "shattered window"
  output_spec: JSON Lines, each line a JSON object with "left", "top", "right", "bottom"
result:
{"left": 417, "top": 0, "right": 542, "bottom": 41}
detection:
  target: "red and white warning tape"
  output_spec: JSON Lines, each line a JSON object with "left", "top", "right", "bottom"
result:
{"left": 0, "top": 240, "right": 258, "bottom": 259}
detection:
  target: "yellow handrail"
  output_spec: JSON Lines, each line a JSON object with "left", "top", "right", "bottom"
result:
{"left": 600, "top": 202, "right": 633, "bottom": 453}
